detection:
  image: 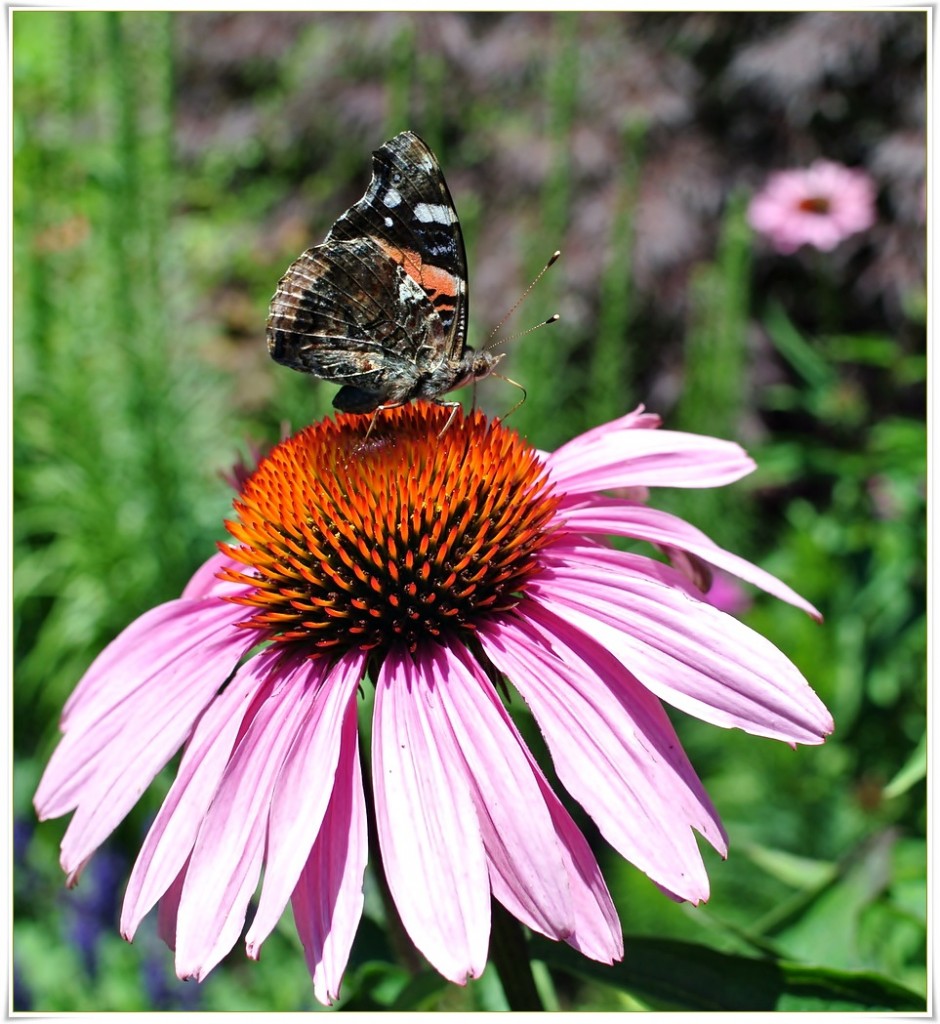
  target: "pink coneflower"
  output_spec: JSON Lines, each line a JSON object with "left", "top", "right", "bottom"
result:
{"left": 748, "top": 159, "right": 877, "bottom": 254}
{"left": 34, "top": 403, "right": 832, "bottom": 1005}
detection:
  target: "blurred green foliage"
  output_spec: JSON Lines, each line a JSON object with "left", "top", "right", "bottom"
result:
{"left": 13, "top": 10, "right": 925, "bottom": 1013}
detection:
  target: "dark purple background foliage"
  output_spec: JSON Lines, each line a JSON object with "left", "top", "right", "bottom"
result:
{"left": 171, "top": 11, "right": 924, "bottom": 414}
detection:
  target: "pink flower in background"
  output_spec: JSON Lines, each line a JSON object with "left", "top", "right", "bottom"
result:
{"left": 748, "top": 159, "right": 877, "bottom": 254}
{"left": 705, "top": 571, "right": 754, "bottom": 616}
{"left": 34, "top": 404, "right": 833, "bottom": 1005}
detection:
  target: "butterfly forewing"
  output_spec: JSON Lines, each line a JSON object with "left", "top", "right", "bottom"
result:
{"left": 325, "top": 132, "right": 469, "bottom": 359}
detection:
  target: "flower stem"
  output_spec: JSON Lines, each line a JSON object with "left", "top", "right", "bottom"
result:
{"left": 489, "top": 898, "right": 544, "bottom": 1011}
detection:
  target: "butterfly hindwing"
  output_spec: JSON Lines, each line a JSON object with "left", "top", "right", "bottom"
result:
{"left": 267, "top": 236, "right": 446, "bottom": 403}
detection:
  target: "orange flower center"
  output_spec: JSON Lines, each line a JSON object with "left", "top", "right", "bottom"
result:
{"left": 219, "top": 403, "right": 560, "bottom": 657}
{"left": 798, "top": 195, "right": 831, "bottom": 215}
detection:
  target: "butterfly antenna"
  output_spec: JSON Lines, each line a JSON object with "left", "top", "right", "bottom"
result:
{"left": 488, "top": 313, "right": 561, "bottom": 356}
{"left": 484, "top": 250, "right": 561, "bottom": 351}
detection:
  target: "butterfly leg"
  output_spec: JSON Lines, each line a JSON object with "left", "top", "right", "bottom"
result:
{"left": 362, "top": 402, "right": 407, "bottom": 441}
{"left": 432, "top": 400, "right": 463, "bottom": 436}
{"left": 490, "top": 373, "right": 527, "bottom": 424}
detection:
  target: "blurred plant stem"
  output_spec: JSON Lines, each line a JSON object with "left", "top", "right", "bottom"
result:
{"left": 489, "top": 899, "right": 544, "bottom": 1011}
{"left": 678, "top": 189, "right": 751, "bottom": 441}
{"left": 670, "top": 191, "right": 752, "bottom": 549}
{"left": 388, "top": 18, "right": 415, "bottom": 136}
{"left": 513, "top": 11, "right": 581, "bottom": 447}
{"left": 587, "top": 118, "right": 647, "bottom": 425}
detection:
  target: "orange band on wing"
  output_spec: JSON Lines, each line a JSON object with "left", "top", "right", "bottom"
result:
{"left": 377, "top": 241, "right": 458, "bottom": 312}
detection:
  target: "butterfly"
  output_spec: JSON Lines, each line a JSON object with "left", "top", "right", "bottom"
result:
{"left": 266, "top": 131, "right": 503, "bottom": 418}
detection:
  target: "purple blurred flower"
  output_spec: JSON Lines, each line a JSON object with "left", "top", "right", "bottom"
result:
{"left": 13, "top": 960, "right": 32, "bottom": 1011}
{"left": 14, "top": 817, "right": 34, "bottom": 864}
{"left": 65, "top": 848, "right": 126, "bottom": 977}
{"left": 748, "top": 159, "right": 877, "bottom": 254}
{"left": 142, "top": 937, "right": 203, "bottom": 1011}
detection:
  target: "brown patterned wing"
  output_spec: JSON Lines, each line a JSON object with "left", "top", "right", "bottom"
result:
{"left": 325, "top": 131, "right": 469, "bottom": 362}
{"left": 266, "top": 237, "right": 445, "bottom": 404}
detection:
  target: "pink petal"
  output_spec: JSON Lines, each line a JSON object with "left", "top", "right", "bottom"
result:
{"left": 245, "top": 650, "right": 367, "bottom": 956}
{"left": 480, "top": 613, "right": 724, "bottom": 904}
{"left": 61, "top": 595, "right": 252, "bottom": 733}
{"left": 557, "top": 499, "right": 822, "bottom": 620}
{"left": 156, "top": 862, "right": 187, "bottom": 950}
{"left": 174, "top": 654, "right": 328, "bottom": 981}
{"left": 121, "top": 650, "right": 279, "bottom": 940}
{"left": 531, "top": 544, "right": 834, "bottom": 744}
{"left": 550, "top": 407, "right": 662, "bottom": 457}
{"left": 518, "top": 760, "right": 623, "bottom": 962}
{"left": 447, "top": 644, "right": 623, "bottom": 961}
{"left": 291, "top": 702, "right": 368, "bottom": 1005}
{"left": 372, "top": 646, "right": 490, "bottom": 985}
{"left": 545, "top": 423, "right": 755, "bottom": 495}
{"left": 35, "top": 600, "right": 256, "bottom": 877}
{"left": 427, "top": 644, "right": 574, "bottom": 939}
{"left": 181, "top": 551, "right": 253, "bottom": 600}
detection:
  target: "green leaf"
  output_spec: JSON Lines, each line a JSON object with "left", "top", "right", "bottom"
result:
{"left": 389, "top": 970, "right": 451, "bottom": 1011}
{"left": 530, "top": 935, "right": 925, "bottom": 1011}
{"left": 762, "top": 830, "right": 894, "bottom": 968}
{"left": 884, "top": 732, "right": 927, "bottom": 799}
{"left": 764, "top": 303, "right": 834, "bottom": 390}
{"left": 740, "top": 842, "right": 837, "bottom": 890}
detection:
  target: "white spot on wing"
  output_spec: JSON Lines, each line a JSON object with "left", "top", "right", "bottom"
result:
{"left": 383, "top": 188, "right": 402, "bottom": 208}
{"left": 413, "top": 203, "right": 454, "bottom": 224}
{"left": 399, "top": 273, "right": 427, "bottom": 305}
{"left": 384, "top": 217, "right": 393, "bottom": 227}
